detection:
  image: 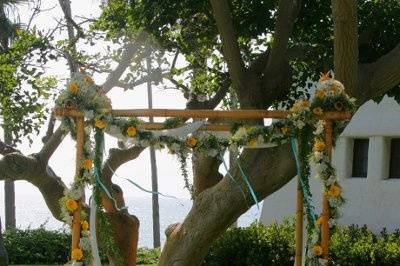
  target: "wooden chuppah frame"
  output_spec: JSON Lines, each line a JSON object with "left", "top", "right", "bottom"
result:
{"left": 54, "top": 108, "right": 351, "bottom": 265}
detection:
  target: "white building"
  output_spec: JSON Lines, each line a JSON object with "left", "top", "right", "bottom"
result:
{"left": 260, "top": 96, "right": 400, "bottom": 233}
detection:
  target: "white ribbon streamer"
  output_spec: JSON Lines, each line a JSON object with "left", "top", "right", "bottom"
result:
{"left": 90, "top": 197, "right": 102, "bottom": 266}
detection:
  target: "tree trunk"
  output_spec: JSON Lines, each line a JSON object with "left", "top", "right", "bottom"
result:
{"left": 4, "top": 131, "right": 16, "bottom": 230}
{"left": 159, "top": 145, "right": 296, "bottom": 265}
{"left": 4, "top": 180, "right": 15, "bottom": 229}
{"left": 146, "top": 57, "right": 161, "bottom": 248}
{"left": 332, "top": 0, "right": 358, "bottom": 96}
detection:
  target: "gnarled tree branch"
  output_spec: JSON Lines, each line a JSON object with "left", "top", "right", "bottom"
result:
{"left": 102, "top": 38, "right": 145, "bottom": 93}
{"left": 0, "top": 152, "right": 66, "bottom": 219}
{"left": 39, "top": 127, "right": 66, "bottom": 163}
{"left": 210, "top": 0, "right": 246, "bottom": 92}
{"left": 359, "top": 43, "right": 400, "bottom": 103}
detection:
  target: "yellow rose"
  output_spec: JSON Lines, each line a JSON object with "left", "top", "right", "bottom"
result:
{"left": 71, "top": 248, "right": 83, "bottom": 261}
{"left": 313, "top": 245, "right": 323, "bottom": 256}
{"left": 313, "top": 107, "right": 323, "bottom": 116}
{"left": 330, "top": 85, "right": 338, "bottom": 94}
{"left": 65, "top": 199, "right": 78, "bottom": 212}
{"left": 315, "top": 89, "right": 325, "bottom": 99}
{"left": 329, "top": 185, "right": 341, "bottom": 198}
{"left": 314, "top": 140, "right": 326, "bottom": 152}
{"left": 82, "top": 159, "right": 92, "bottom": 170}
{"left": 95, "top": 119, "right": 106, "bottom": 129}
{"left": 316, "top": 216, "right": 323, "bottom": 226}
{"left": 81, "top": 220, "right": 89, "bottom": 232}
{"left": 84, "top": 76, "right": 93, "bottom": 83}
{"left": 301, "top": 100, "right": 311, "bottom": 108}
{"left": 126, "top": 126, "right": 137, "bottom": 137}
{"left": 247, "top": 139, "right": 257, "bottom": 147}
{"left": 281, "top": 125, "right": 289, "bottom": 135}
{"left": 69, "top": 82, "right": 79, "bottom": 94}
{"left": 186, "top": 137, "right": 198, "bottom": 148}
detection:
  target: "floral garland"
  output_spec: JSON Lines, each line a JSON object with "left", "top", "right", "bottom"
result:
{"left": 55, "top": 71, "right": 355, "bottom": 265}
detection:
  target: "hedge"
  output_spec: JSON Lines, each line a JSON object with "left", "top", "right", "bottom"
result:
{"left": 204, "top": 222, "right": 400, "bottom": 266}
{"left": 4, "top": 223, "right": 400, "bottom": 265}
{"left": 3, "top": 227, "right": 159, "bottom": 265}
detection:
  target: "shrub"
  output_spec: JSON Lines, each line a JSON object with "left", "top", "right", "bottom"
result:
{"left": 203, "top": 221, "right": 295, "bottom": 266}
{"left": 330, "top": 225, "right": 400, "bottom": 266}
{"left": 204, "top": 222, "right": 400, "bottom": 266}
{"left": 4, "top": 227, "right": 70, "bottom": 264}
{"left": 137, "top": 247, "right": 161, "bottom": 265}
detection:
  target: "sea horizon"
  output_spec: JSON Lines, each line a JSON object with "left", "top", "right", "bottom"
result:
{"left": 0, "top": 195, "right": 260, "bottom": 248}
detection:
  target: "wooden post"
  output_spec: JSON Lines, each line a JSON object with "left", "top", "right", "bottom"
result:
{"left": 295, "top": 175, "right": 304, "bottom": 266}
{"left": 321, "top": 120, "right": 333, "bottom": 259}
{"left": 72, "top": 117, "right": 85, "bottom": 250}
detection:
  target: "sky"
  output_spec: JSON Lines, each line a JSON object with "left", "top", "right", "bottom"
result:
{"left": 0, "top": 0, "right": 224, "bottom": 225}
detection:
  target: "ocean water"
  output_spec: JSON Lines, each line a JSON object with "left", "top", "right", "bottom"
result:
{"left": 1, "top": 195, "right": 260, "bottom": 248}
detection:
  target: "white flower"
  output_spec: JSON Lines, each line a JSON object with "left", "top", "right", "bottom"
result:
{"left": 314, "top": 120, "right": 325, "bottom": 135}
{"left": 84, "top": 110, "right": 94, "bottom": 120}
{"left": 170, "top": 143, "right": 181, "bottom": 152}
{"left": 62, "top": 214, "right": 73, "bottom": 225}
{"left": 140, "top": 139, "right": 150, "bottom": 147}
{"left": 108, "top": 125, "right": 121, "bottom": 136}
{"left": 80, "top": 236, "right": 91, "bottom": 251}
{"left": 65, "top": 186, "right": 83, "bottom": 200}
{"left": 307, "top": 248, "right": 316, "bottom": 258}
{"left": 318, "top": 258, "right": 328, "bottom": 266}
{"left": 328, "top": 197, "right": 338, "bottom": 207}
{"left": 233, "top": 127, "right": 248, "bottom": 140}
{"left": 208, "top": 149, "right": 219, "bottom": 157}
{"left": 84, "top": 140, "right": 93, "bottom": 153}
{"left": 82, "top": 171, "right": 93, "bottom": 182}
{"left": 197, "top": 94, "right": 207, "bottom": 102}
{"left": 295, "top": 120, "right": 305, "bottom": 129}
{"left": 315, "top": 162, "right": 327, "bottom": 173}
{"left": 314, "top": 151, "right": 324, "bottom": 161}
{"left": 328, "top": 218, "right": 336, "bottom": 228}
{"left": 326, "top": 175, "right": 336, "bottom": 186}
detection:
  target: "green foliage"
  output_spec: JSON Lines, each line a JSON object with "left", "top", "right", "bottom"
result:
{"left": 203, "top": 221, "right": 295, "bottom": 266}
{"left": 330, "top": 225, "right": 400, "bottom": 266}
{"left": 0, "top": 28, "right": 57, "bottom": 144}
{"left": 4, "top": 224, "right": 400, "bottom": 265}
{"left": 97, "top": 0, "right": 400, "bottom": 107}
{"left": 204, "top": 223, "right": 400, "bottom": 266}
{"left": 3, "top": 227, "right": 159, "bottom": 265}
{"left": 136, "top": 247, "right": 161, "bottom": 265}
{"left": 4, "top": 228, "right": 70, "bottom": 264}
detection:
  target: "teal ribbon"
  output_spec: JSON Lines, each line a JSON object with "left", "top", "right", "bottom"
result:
{"left": 290, "top": 137, "right": 317, "bottom": 223}
{"left": 94, "top": 129, "right": 127, "bottom": 212}
{"left": 219, "top": 153, "right": 248, "bottom": 204}
{"left": 105, "top": 163, "right": 179, "bottom": 200}
{"left": 235, "top": 157, "right": 260, "bottom": 210}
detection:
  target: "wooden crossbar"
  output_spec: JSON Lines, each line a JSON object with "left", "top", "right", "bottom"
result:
{"left": 53, "top": 108, "right": 352, "bottom": 120}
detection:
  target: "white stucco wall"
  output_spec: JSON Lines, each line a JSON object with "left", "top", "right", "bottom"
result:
{"left": 260, "top": 96, "right": 400, "bottom": 233}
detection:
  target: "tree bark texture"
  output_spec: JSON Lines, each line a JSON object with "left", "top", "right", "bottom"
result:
{"left": 332, "top": 0, "right": 358, "bottom": 96}
{"left": 159, "top": 145, "right": 296, "bottom": 265}
{"left": 4, "top": 130, "right": 16, "bottom": 230}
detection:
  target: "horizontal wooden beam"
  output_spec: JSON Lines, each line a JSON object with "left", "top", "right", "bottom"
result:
{"left": 54, "top": 108, "right": 352, "bottom": 120}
